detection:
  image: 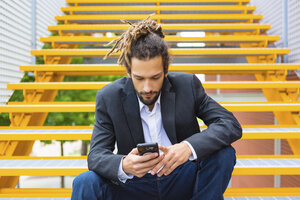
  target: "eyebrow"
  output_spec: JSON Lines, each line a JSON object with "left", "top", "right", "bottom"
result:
{"left": 133, "top": 72, "right": 163, "bottom": 79}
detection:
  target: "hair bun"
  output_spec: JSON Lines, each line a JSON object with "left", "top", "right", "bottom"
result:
{"left": 148, "top": 25, "right": 165, "bottom": 38}
{"left": 104, "top": 14, "right": 165, "bottom": 61}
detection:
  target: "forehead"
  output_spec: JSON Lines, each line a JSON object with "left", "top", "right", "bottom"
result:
{"left": 131, "top": 56, "right": 163, "bottom": 76}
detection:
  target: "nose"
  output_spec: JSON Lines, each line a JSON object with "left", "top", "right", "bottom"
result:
{"left": 143, "top": 79, "right": 152, "bottom": 93}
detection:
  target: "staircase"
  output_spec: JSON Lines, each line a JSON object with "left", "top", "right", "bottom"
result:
{"left": 0, "top": 0, "right": 300, "bottom": 198}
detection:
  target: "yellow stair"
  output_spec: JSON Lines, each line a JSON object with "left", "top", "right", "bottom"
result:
{"left": 40, "top": 35, "right": 280, "bottom": 47}
{"left": 54, "top": 13, "right": 263, "bottom": 23}
{"left": 7, "top": 81, "right": 300, "bottom": 90}
{"left": 1, "top": 124, "right": 300, "bottom": 140}
{"left": 31, "top": 48, "right": 290, "bottom": 57}
{"left": 19, "top": 63, "right": 300, "bottom": 75}
{"left": 0, "top": 187, "right": 299, "bottom": 198}
{"left": 60, "top": 5, "right": 256, "bottom": 13}
{"left": 2, "top": 102, "right": 300, "bottom": 112}
{"left": 48, "top": 23, "right": 272, "bottom": 35}
{"left": 0, "top": 0, "right": 300, "bottom": 198}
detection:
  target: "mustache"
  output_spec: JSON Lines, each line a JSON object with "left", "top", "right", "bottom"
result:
{"left": 139, "top": 91, "right": 159, "bottom": 95}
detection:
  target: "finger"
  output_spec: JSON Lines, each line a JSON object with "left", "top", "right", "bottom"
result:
{"left": 142, "top": 158, "right": 164, "bottom": 173}
{"left": 141, "top": 154, "right": 164, "bottom": 169}
{"left": 151, "top": 159, "right": 165, "bottom": 175}
{"left": 136, "top": 154, "right": 164, "bottom": 171}
{"left": 138, "top": 152, "right": 159, "bottom": 163}
{"left": 157, "top": 156, "right": 176, "bottom": 177}
{"left": 164, "top": 161, "right": 179, "bottom": 176}
{"left": 134, "top": 156, "right": 164, "bottom": 176}
{"left": 151, "top": 154, "right": 171, "bottom": 175}
{"left": 159, "top": 145, "right": 168, "bottom": 152}
{"left": 134, "top": 169, "right": 150, "bottom": 178}
{"left": 137, "top": 165, "right": 160, "bottom": 177}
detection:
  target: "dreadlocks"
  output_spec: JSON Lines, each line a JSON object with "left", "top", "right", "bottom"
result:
{"left": 104, "top": 14, "right": 170, "bottom": 74}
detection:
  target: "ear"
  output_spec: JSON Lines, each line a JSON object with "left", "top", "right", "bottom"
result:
{"left": 126, "top": 71, "right": 131, "bottom": 78}
{"left": 164, "top": 72, "right": 168, "bottom": 77}
{"left": 125, "top": 67, "right": 131, "bottom": 78}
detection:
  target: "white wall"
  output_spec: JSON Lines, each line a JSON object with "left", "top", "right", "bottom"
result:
{"left": 0, "top": 0, "right": 66, "bottom": 105}
{"left": 287, "top": 0, "right": 300, "bottom": 65}
{"left": 250, "top": 0, "right": 300, "bottom": 76}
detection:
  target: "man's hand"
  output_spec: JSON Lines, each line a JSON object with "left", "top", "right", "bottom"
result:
{"left": 151, "top": 142, "right": 192, "bottom": 177}
{"left": 122, "top": 148, "right": 165, "bottom": 178}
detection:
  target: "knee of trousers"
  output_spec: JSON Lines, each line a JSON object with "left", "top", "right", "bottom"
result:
{"left": 202, "top": 146, "right": 236, "bottom": 172}
{"left": 73, "top": 171, "right": 104, "bottom": 189}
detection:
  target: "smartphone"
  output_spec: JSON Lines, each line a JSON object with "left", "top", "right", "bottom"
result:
{"left": 137, "top": 142, "right": 159, "bottom": 156}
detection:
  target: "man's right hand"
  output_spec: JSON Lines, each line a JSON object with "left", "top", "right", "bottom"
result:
{"left": 122, "top": 148, "right": 164, "bottom": 178}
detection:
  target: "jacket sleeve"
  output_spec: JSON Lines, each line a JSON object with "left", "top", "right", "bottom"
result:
{"left": 185, "top": 75, "right": 242, "bottom": 159}
{"left": 87, "top": 90, "right": 124, "bottom": 184}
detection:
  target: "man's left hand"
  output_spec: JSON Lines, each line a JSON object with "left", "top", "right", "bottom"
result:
{"left": 151, "top": 142, "right": 192, "bottom": 177}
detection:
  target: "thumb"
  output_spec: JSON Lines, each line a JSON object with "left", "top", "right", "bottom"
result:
{"left": 159, "top": 145, "right": 168, "bottom": 153}
{"left": 129, "top": 148, "right": 139, "bottom": 155}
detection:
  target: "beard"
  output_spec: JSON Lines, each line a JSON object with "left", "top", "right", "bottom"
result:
{"left": 136, "top": 90, "right": 160, "bottom": 106}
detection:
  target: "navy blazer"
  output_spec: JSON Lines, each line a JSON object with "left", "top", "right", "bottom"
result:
{"left": 88, "top": 72, "right": 242, "bottom": 184}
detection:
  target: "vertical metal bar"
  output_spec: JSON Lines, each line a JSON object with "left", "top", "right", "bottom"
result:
{"left": 227, "top": 178, "right": 232, "bottom": 188}
{"left": 283, "top": 0, "right": 288, "bottom": 63}
{"left": 31, "top": 0, "right": 36, "bottom": 65}
{"left": 274, "top": 139, "right": 281, "bottom": 187}
{"left": 274, "top": 0, "right": 288, "bottom": 187}
{"left": 216, "top": 75, "right": 220, "bottom": 95}
{"left": 274, "top": 118, "right": 281, "bottom": 187}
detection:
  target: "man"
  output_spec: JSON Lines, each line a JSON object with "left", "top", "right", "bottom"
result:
{"left": 72, "top": 16, "right": 242, "bottom": 200}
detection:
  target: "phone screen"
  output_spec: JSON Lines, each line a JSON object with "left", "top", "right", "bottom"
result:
{"left": 137, "top": 142, "right": 159, "bottom": 156}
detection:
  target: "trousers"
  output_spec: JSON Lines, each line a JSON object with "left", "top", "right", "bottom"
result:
{"left": 71, "top": 146, "right": 236, "bottom": 200}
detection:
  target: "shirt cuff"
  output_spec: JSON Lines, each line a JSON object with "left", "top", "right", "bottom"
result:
{"left": 182, "top": 141, "right": 198, "bottom": 161}
{"left": 118, "top": 156, "right": 134, "bottom": 183}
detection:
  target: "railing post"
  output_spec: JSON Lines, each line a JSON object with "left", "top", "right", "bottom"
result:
{"left": 283, "top": 0, "right": 288, "bottom": 64}
{"left": 274, "top": 118, "right": 281, "bottom": 188}
{"left": 31, "top": 0, "right": 37, "bottom": 65}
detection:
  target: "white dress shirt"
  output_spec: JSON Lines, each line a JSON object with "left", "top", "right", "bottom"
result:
{"left": 118, "top": 94, "right": 197, "bottom": 183}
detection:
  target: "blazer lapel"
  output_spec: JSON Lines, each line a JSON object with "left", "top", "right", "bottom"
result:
{"left": 121, "top": 78, "right": 145, "bottom": 145}
{"left": 161, "top": 77, "right": 177, "bottom": 144}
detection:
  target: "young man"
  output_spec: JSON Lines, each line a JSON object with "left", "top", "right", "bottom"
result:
{"left": 71, "top": 17, "right": 242, "bottom": 200}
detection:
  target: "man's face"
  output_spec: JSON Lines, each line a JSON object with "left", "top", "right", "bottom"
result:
{"left": 129, "top": 56, "right": 167, "bottom": 110}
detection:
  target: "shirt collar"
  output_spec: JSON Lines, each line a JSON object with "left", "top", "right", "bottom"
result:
{"left": 137, "top": 93, "right": 161, "bottom": 113}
